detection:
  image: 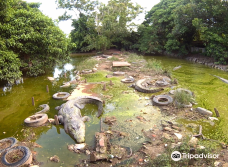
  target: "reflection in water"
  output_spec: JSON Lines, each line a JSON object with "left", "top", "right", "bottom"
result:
{"left": 64, "top": 63, "right": 74, "bottom": 71}
{"left": 53, "top": 68, "right": 62, "bottom": 78}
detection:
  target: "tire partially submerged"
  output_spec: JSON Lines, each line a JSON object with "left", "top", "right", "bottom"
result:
{"left": 153, "top": 95, "right": 173, "bottom": 106}
{"left": 24, "top": 114, "right": 48, "bottom": 127}
{"left": 134, "top": 79, "right": 164, "bottom": 93}
{"left": 1, "top": 146, "right": 32, "bottom": 167}
{"left": 35, "top": 104, "right": 50, "bottom": 114}
{"left": 53, "top": 92, "right": 70, "bottom": 99}
{"left": 0, "top": 137, "right": 17, "bottom": 153}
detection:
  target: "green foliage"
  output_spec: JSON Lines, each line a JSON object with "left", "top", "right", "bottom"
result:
{"left": 173, "top": 90, "right": 194, "bottom": 107}
{"left": 0, "top": 51, "right": 22, "bottom": 84}
{"left": 138, "top": 0, "right": 228, "bottom": 64}
{"left": 144, "top": 59, "right": 163, "bottom": 74}
{"left": 0, "top": 0, "right": 70, "bottom": 83}
{"left": 59, "top": 0, "right": 143, "bottom": 52}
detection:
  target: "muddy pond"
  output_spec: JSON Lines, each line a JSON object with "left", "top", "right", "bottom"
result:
{"left": 0, "top": 54, "right": 228, "bottom": 166}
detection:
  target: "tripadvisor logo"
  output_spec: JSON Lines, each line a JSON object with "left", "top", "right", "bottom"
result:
{"left": 171, "top": 151, "right": 219, "bottom": 161}
{"left": 171, "top": 151, "right": 181, "bottom": 161}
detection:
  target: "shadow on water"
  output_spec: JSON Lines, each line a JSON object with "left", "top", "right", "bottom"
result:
{"left": 0, "top": 54, "right": 228, "bottom": 166}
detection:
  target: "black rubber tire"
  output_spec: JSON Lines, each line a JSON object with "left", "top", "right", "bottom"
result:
{"left": 0, "top": 138, "right": 17, "bottom": 153}
{"left": 1, "top": 146, "right": 32, "bottom": 167}
{"left": 153, "top": 95, "right": 173, "bottom": 106}
{"left": 53, "top": 92, "right": 70, "bottom": 99}
{"left": 24, "top": 114, "right": 48, "bottom": 127}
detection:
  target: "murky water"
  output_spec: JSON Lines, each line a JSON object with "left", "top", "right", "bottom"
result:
{"left": 0, "top": 55, "right": 228, "bottom": 166}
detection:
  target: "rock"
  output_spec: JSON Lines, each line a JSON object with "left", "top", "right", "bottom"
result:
{"left": 223, "top": 163, "right": 228, "bottom": 167}
{"left": 169, "top": 90, "right": 175, "bottom": 95}
{"left": 208, "top": 117, "right": 219, "bottom": 121}
{"left": 50, "top": 155, "right": 60, "bottom": 163}
{"left": 161, "top": 121, "right": 170, "bottom": 127}
{"left": 75, "top": 75, "right": 80, "bottom": 80}
{"left": 172, "top": 125, "right": 180, "bottom": 130}
{"left": 214, "top": 161, "right": 221, "bottom": 167}
{"left": 60, "top": 82, "right": 70, "bottom": 88}
{"left": 174, "top": 133, "right": 182, "bottom": 140}
{"left": 189, "top": 137, "right": 198, "bottom": 146}
{"left": 74, "top": 143, "right": 86, "bottom": 150}
{"left": 95, "top": 64, "right": 99, "bottom": 68}
{"left": 86, "top": 150, "right": 91, "bottom": 155}
{"left": 171, "top": 142, "right": 182, "bottom": 148}
{"left": 164, "top": 127, "right": 172, "bottom": 132}
{"left": 197, "top": 145, "right": 205, "bottom": 149}
{"left": 47, "top": 77, "right": 55, "bottom": 81}
{"left": 92, "top": 68, "right": 97, "bottom": 72}
{"left": 145, "top": 97, "right": 150, "bottom": 100}
{"left": 196, "top": 107, "right": 213, "bottom": 116}
{"left": 48, "top": 118, "right": 55, "bottom": 124}
{"left": 162, "top": 133, "right": 171, "bottom": 140}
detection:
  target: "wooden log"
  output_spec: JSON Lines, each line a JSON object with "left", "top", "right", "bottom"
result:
{"left": 193, "top": 125, "right": 202, "bottom": 137}
{"left": 102, "top": 84, "right": 106, "bottom": 91}
{"left": 109, "top": 80, "right": 114, "bottom": 86}
{"left": 214, "top": 108, "right": 220, "bottom": 117}
{"left": 32, "top": 97, "right": 35, "bottom": 106}
{"left": 100, "top": 118, "right": 103, "bottom": 133}
{"left": 46, "top": 85, "right": 49, "bottom": 93}
{"left": 188, "top": 148, "right": 195, "bottom": 165}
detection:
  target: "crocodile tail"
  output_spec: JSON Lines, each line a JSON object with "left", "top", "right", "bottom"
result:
{"left": 74, "top": 96, "right": 103, "bottom": 117}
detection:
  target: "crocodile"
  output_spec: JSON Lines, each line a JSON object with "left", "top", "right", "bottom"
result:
{"left": 54, "top": 96, "right": 103, "bottom": 143}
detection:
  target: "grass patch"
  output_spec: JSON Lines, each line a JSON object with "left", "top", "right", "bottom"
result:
{"left": 108, "top": 56, "right": 119, "bottom": 61}
{"left": 173, "top": 90, "right": 195, "bottom": 108}
{"left": 76, "top": 58, "right": 98, "bottom": 71}
{"left": 148, "top": 137, "right": 218, "bottom": 167}
{"left": 140, "top": 58, "right": 164, "bottom": 74}
{"left": 126, "top": 53, "right": 145, "bottom": 63}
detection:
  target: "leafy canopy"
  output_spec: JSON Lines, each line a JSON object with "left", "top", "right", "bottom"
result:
{"left": 0, "top": 0, "right": 70, "bottom": 83}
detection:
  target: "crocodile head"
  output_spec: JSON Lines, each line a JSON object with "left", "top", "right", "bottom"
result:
{"left": 68, "top": 119, "right": 86, "bottom": 143}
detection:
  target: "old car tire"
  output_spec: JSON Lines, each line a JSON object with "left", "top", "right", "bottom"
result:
{"left": 1, "top": 146, "right": 32, "bottom": 167}
{"left": 53, "top": 92, "right": 70, "bottom": 99}
{"left": 81, "top": 69, "right": 92, "bottom": 74}
{"left": 153, "top": 95, "right": 173, "bottom": 106}
{"left": 24, "top": 114, "right": 48, "bottom": 127}
{"left": 0, "top": 138, "right": 17, "bottom": 153}
{"left": 121, "top": 78, "right": 135, "bottom": 83}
